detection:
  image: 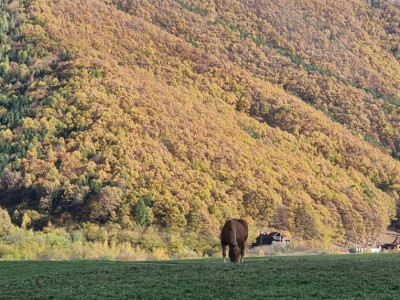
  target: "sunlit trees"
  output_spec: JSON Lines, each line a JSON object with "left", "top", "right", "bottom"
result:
{"left": 0, "top": 0, "right": 400, "bottom": 251}
{"left": 88, "top": 186, "right": 122, "bottom": 222}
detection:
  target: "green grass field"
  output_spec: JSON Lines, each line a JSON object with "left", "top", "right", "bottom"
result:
{"left": 1, "top": 254, "right": 400, "bottom": 299}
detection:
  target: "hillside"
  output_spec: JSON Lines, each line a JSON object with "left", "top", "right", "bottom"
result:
{"left": 1, "top": 0, "right": 400, "bottom": 251}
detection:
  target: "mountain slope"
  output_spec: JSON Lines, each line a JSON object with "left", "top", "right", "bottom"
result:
{"left": 112, "top": 0, "right": 400, "bottom": 148}
{"left": 0, "top": 0, "right": 399, "bottom": 247}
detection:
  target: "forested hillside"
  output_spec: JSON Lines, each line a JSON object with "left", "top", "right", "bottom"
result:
{"left": 1, "top": 0, "right": 400, "bottom": 256}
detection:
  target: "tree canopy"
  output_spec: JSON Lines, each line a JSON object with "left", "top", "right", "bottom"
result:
{"left": 0, "top": 0, "right": 400, "bottom": 248}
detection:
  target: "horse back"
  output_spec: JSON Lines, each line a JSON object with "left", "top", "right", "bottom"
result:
{"left": 235, "top": 219, "right": 248, "bottom": 243}
{"left": 221, "top": 219, "right": 248, "bottom": 245}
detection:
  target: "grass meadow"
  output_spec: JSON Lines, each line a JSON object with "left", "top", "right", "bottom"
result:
{"left": 1, "top": 253, "right": 400, "bottom": 299}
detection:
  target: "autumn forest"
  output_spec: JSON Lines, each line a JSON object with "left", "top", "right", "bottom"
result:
{"left": 1, "top": 0, "right": 400, "bottom": 259}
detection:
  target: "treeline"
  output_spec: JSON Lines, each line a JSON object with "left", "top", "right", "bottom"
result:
{"left": 0, "top": 208, "right": 220, "bottom": 260}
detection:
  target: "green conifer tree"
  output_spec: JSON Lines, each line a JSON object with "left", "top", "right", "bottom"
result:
{"left": 134, "top": 198, "right": 148, "bottom": 226}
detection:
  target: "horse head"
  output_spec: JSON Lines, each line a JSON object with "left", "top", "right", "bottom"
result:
{"left": 228, "top": 245, "right": 241, "bottom": 262}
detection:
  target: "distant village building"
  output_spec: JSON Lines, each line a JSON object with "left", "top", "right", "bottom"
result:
{"left": 370, "top": 247, "right": 381, "bottom": 253}
{"left": 381, "top": 235, "right": 400, "bottom": 251}
{"left": 251, "top": 231, "right": 291, "bottom": 248}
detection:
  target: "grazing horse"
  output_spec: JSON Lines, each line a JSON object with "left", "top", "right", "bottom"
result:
{"left": 220, "top": 219, "right": 248, "bottom": 263}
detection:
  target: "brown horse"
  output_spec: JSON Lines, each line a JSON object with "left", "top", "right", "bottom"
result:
{"left": 220, "top": 219, "right": 248, "bottom": 263}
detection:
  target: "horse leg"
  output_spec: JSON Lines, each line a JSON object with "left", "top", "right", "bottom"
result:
{"left": 222, "top": 244, "right": 227, "bottom": 263}
{"left": 240, "top": 242, "right": 245, "bottom": 263}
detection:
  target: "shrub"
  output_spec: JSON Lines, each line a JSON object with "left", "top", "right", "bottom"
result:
{"left": 0, "top": 243, "right": 20, "bottom": 260}
{"left": 140, "top": 226, "right": 164, "bottom": 251}
{"left": 116, "top": 229, "right": 140, "bottom": 245}
{"left": 152, "top": 248, "right": 169, "bottom": 260}
{"left": 70, "top": 231, "right": 83, "bottom": 243}
{"left": 167, "top": 233, "right": 184, "bottom": 257}
{"left": 82, "top": 223, "right": 107, "bottom": 243}
{"left": 117, "top": 242, "right": 135, "bottom": 261}
{"left": 0, "top": 208, "right": 12, "bottom": 237}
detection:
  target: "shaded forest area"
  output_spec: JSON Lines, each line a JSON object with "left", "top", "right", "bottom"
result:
{"left": 1, "top": 0, "right": 400, "bottom": 257}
